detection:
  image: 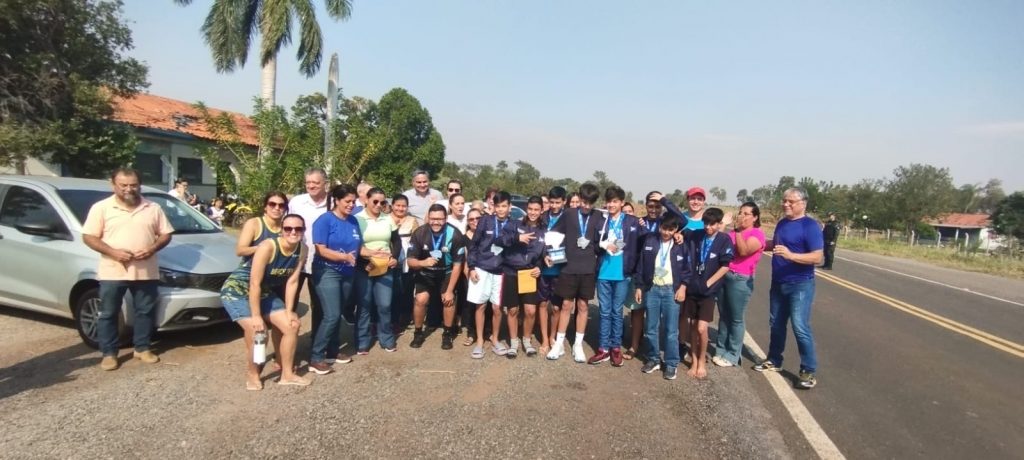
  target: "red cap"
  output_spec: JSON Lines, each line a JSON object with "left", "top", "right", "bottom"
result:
{"left": 686, "top": 187, "right": 706, "bottom": 198}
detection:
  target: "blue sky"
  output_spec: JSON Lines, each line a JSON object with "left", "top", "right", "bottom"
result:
{"left": 123, "top": 0, "right": 1024, "bottom": 198}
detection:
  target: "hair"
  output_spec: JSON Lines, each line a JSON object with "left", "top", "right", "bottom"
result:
{"left": 330, "top": 183, "right": 357, "bottom": 202}
{"left": 262, "top": 191, "right": 288, "bottom": 208}
{"left": 660, "top": 213, "right": 682, "bottom": 231}
{"left": 493, "top": 190, "right": 512, "bottom": 205}
{"left": 304, "top": 168, "right": 327, "bottom": 180}
{"left": 523, "top": 195, "right": 544, "bottom": 226}
{"left": 783, "top": 187, "right": 809, "bottom": 202}
{"left": 110, "top": 167, "right": 140, "bottom": 182}
{"left": 427, "top": 203, "right": 448, "bottom": 216}
{"left": 282, "top": 213, "right": 306, "bottom": 225}
{"left": 604, "top": 185, "right": 625, "bottom": 202}
{"left": 467, "top": 208, "right": 483, "bottom": 219}
{"left": 741, "top": 201, "right": 762, "bottom": 228}
{"left": 391, "top": 193, "right": 409, "bottom": 205}
{"left": 485, "top": 186, "right": 499, "bottom": 199}
{"left": 547, "top": 186, "right": 567, "bottom": 200}
{"left": 703, "top": 207, "right": 725, "bottom": 226}
{"left": 578, "top": 183, "right": 600, "bottom": 205}
{"left": 645, "top": 191, "right": 662, "bottom": 204}
{"left": 366, "top": 187, "right": 386, "bottom": 199}
{"left": 448, "top": 192, "right": 464, "bottom": 203}
{"left": 356, "top": 181, "right": 371, "bottom": 195}
{"left": 568, "top": 192, "right": 581, "bottom": 202}
{"left": 174, "top": 177, "right": 187, "bottom": 186}
{"left": 411, "top": 169, "right": 430, "bottom": 180}
{"left": 623, "top": 202, "right": 635, "bottom": 213}
{"left": 446, "top": 179, "right": 462, "bottom": 189}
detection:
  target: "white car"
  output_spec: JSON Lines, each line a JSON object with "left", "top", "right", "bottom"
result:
{"left": 0, "top": 175, "right": 239, "bottom": 348}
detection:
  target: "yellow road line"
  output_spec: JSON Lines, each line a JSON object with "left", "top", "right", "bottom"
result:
{"left": 816, "top": 270, "right": 1024, "bottom": 359}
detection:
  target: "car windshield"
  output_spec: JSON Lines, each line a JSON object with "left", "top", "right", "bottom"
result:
{"left": 57, "top": 190, "right": 222, "bottom": 234}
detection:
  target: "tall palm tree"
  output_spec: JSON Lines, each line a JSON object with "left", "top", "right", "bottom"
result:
{"left": 175, "top": 0, "right": 352, "bottom": 108}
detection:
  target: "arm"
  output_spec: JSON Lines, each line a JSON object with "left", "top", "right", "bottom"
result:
{"left": 658, "top": 195, "right": 686, "bottom": 221}
{"left": 706, "top": 266, "right": 730, "bottom": 288}
{"left": 442, "top": 262, "right": 461, "bottom": 306}
{"left": 284, "top": 247, "right": 304, "bottom": 318}
{"left": 247, "top": 241, "right": 274, "bottom": 331}
{"left": 235, "top": 217, "right": 260, "bottom": 257}
{"left": 315, "top": 244, "right": 356, "bottom": 265}
{"left": 733, "top": 229, "right": 763, "bottom": 257}
{"left": 773, "top": 247, "right": 824, "bottom": 265}
{"left": 82, "top": 235, "right": 134, "bottom": 263}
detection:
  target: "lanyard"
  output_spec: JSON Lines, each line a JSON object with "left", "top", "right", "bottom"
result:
{"left": 658, "top": 240, "right": 673, "bottom": 270}
{"left": 577, "top": 210, "right": 590, "bottom": 236}
{"left": 547, "top": 211, "right": 562, "bottom": 230}
{"left": 700, "top": 235, "right": 714, "bottom": 264}
{"left": 495, "top": 216, "right": 508, "bottom": 234}
{"left": 431, "top": 229, "right": 445, "bottom": 251}
{"left": 647, "top": 218, "right": 658, "bottom": 233}
{"left": 607, "top": 213, "right": 623, "bottom": 239}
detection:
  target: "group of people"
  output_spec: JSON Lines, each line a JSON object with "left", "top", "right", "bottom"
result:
{"left": 84, "top": 167, "right": 825, "bottom": 391}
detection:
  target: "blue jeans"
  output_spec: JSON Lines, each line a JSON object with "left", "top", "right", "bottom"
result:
{"left": 98, "top": 280, "right": 158, "bottom": 356}
{"left": 716, "top": 272, "right": 754, "bottom": 365}
{"left": 767, "top": 278, "right": 818, "bottom": 372}
{"left": 597, "top": 278, "right": 631, "bottom": 350}
{"left": 355, "top": 269, "right": 395, "bottom": 350}
{"left": 311, "top": 267, "right": 353, "bottom": 363}
{"left": 643, "top": 285, "right": 681, "bottom": 368}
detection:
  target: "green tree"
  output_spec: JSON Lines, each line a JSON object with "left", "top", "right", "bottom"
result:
{"left": 736, "top": 188, "right": 750, "bottom": 203}
{"left": 358, "top": 88, "right": 445, "bottom": 194}
{"left": 1, "top": 0, "right": 148, "bottom": 177}
{"left": 708, "top": 186, "right": 727, "bottom": 204}
{"left": 886, "top": 163, "right": 956, "bottom": 233}
{"left": 175, "top": 0, "right": 352, "bottom": 109}
{"left": 992, "top": 192, "right": 1024, "bottom": 240}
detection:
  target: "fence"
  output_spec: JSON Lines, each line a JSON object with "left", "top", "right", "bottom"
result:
{"left": 841, "top": 227, "right": 1017, "bottom": 257}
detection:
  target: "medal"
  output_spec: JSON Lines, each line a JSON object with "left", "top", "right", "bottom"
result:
{"left": 429, "top": 250, "right": 443, "bottom": 260}
{"left": 655, "top": 268, "right": 669, "bottom": 278}
{"left": 615, "top": 239, "right": 626, "bottom": 249}
{"left": 491, "top": 245, "right": 504, "bottom": 255}
{"left": 577, "top": 237, "right": 589, "bottom": 249}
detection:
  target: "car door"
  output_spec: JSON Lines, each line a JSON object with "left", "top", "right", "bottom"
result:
{"left": 0, "top": 184, "right": 79, "bottom": 315}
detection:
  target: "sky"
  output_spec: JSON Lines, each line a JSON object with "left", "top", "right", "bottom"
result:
{"left": 121, "top": 0, "right": 1024, "bottom": 199}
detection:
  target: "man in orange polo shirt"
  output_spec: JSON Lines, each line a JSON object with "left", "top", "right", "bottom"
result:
{"left": 82, "top": 168, "right": 174, "bottom": 371}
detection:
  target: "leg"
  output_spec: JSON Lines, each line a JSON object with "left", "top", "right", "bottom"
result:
{"left": 643, "top": 289, "right": 663, "bottom": 362}
{"left": 97, "top": 281, "right": 129, "bottom": 357}
{"left": 608, "top": 280, "right": 629, "bottom": 350}
{"left": 354, "top": 271, "right": 373, "bottom": 352}
{"left": 789, "top": 280, "right": 818, "bottom": 373}
{"left": 235, "top": 317, "right": 261, "bottom": 388}
{"left": 629, "top": 310, "right": 645, "bottom": 354}
{"left": 663, "top": 293, "right": 682, "bottom": 369}
{"left": 373, "top": 274, "right": 395, "bottom": 349}
{"left": 767, "top": 283, "right": 791, "bottom": 367}
{"left": 507, "top": 306, "right": 520, "bottom": 342}
{"left": 268, "top": 309, "right": 308, "bottom": 384}
{"left": 413, "top": 292, "right": 430, "bottom": 329}
{"left": 128, "top": 281, "right": 159, "bottom": 353}
{"left": 522, "top": 304, "right": 537, "bottom": 344}
{"left": 596, "top": 280, "right": 613, "bottom": 351}
{"left": 689, "top": 319, "right": 709, "bottom": 379}
{"left": 574, "top": 299, "right": 589, "bottom": 336}
{"left": 558, "top": 298, "right": 573, "bottom": 334}
{"left": 474, "top": 303, "right": 487, "bottom": 347}
{"left": 716, "top": 275, "right": 735, "bottom": 359}
{"left": 490, "top": 303, "right": 503, "bottom": 344}
{"left": 310, "top": 269, "right": 342, "bottom": 363}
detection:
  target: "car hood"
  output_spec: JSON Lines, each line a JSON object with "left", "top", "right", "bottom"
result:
{"left": 157, "top": 232, "right": 240, "bottom": 275}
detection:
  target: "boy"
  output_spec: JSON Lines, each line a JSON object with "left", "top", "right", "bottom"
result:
{"left": 495, "top": 196, "right": 546, "bottom": 358}
{"left": 547, "top": 183, "right": 605, "bottom": 362}
{"left": 683, "top": 207, "right": 734, "bottom": 379}
{"left": 633, "top": 213, "right": 691, "bottom": 379}
{"left": 590, "top": 186, "right": 641, "bottom": 367}
{"left": 466, "top": 191, "right": 513, "bottom": 358}
{"left": 539, "top": 186, "right": 567, "bottom": 355}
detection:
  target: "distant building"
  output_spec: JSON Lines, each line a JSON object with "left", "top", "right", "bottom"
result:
{"left": 928, "top": 213, "right": 1003, "bottom": 251}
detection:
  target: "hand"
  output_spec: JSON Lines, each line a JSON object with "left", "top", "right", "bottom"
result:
{"left": 544, "top": 256, "right": 553, "bottom": 267}
{"left": 373, "top": 249, "right": 392, "bottom": 258}
{"left": 638, "top": 218, "right": 646, "bottom": 228}
{"left": 112, "top": 249, "right": 134, "bottom": 263}
{"left": 518, "top": 232, "right": 536, "bottom": 244}
{"left": 469, "top": 269, "right": 480, "bottom": 283}
{"left": 346, "top": 251, "right": 358, "bottom": 265}
{"left": 607, "top": 243, "right": 620, "bottom": 254}
{"left": 649, "top": 192, "right": 664, "bottom": 202}
{"left": 722, "top": 212, "right": 734, "bottom": 227}
{"left": 772, "top": 244, "right": 792, "bottom": 260}
{"left": 634, "top": 289, "right": 643, "bottom": 304}
{"left": 424, "top": 257, "right": 438, "bottom": 268}
{"left": 441, "top": 291, "right": 455, "bottom": 307}
{"left": 131, "top": 247, "right": 155, "bottom": 260}
{"left": 673, "top": 232, "right": 684, "bottom": 245}
{"left": 706, "top": 279, "right": 714, "bottom": 288}
{"left": 387, "top": 257, "right": 398, "bottom": 269}
{"left": 674, "top": 288, "right": 687, "bottom": 303}
{"left": 530, "top": 267, "right": 541, "bottom": 278}
{"left": 288, "top": 311, "right": 300, "bottom": 329}
{"left": 251, "top": 317, "right": 266, "bottom": 333}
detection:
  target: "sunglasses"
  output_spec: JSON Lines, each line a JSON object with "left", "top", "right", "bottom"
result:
{"left": 282, "top": 226, "right": 305, "bottom": 234}
{"left": 267, "top": 201, "right": 287, "bottom": 209}
{"left": 448, "top": 188, "right": 461, "bottom": 192}
{"left": 468, "top": 217, "right": 480, "bottom": 221}
{"left": 371, "top": 199, "right": 384, "bottom": 205}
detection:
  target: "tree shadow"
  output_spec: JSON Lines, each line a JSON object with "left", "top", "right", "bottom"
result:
{"left": 0, "top": 341, "right": 95, "bottom": 401}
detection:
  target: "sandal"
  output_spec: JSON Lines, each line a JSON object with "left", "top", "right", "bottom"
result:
{"left": 245, "top": 380, "right": 263, "bottom": 391}
{"left": 623, "top": 348, "right": 635, "bottom": 360}
{"left": 277, "top": 376, "right": 312, "bottom": 387}
{"left": 463, "top": 334, "right": 476, "bottom": 347}
{"left": 491, "top": 340, "right": 508, "bottom": 356}
{"left": 523, "top": 339, "right": 537, "bottom": 357}
{"left": 471, "top": 345, "right": 484, "bottom": 359}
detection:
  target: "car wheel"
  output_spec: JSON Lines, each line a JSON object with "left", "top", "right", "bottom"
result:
{"left": 73, "top": 287, "right": 128, "bottom": 349}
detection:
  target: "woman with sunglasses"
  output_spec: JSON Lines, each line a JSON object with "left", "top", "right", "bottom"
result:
{"left": 220, "top": 213, "right": 310, "bottom": 390}
{"left": 460, "top": 208, "right": 483, "bottom": 346}
{"left": 236, "top": 191, "right": 287, "bottom": 262}
{"left": 390, "top": 194, "right": 420, "bottom": 333}
{"left": 354, "top": 187, "right": 402, "bottom": 354}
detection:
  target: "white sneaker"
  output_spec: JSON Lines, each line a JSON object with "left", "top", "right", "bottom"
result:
{"left": 546, "top": 342, "right": 565, "bottom": 360}
{"left": 712, "top": 356, "right": 735, "bottom": 367}
{"left": 572, "top": 345, "right": 587, "bottom": 363}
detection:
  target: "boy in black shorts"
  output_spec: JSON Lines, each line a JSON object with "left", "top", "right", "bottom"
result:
{"left": 495, "top": 196, "right": 546, "bottom": 357}
{"left": 682, "top": 208, "right": 734, "bottom": 378}
{"left": 407, "top": 204, "right": 466, "bottom": 350}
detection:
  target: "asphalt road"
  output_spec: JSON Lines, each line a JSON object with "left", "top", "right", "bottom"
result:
{"left": 743, "top": 248, "right": 1024, "bottom": 459}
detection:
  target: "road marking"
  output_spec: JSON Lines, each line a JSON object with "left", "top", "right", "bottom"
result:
{"left": 744, "top": 332, "right": 846, "bottom": 460}
{"left": 836, "top": 256, "right": 1024, "bottom": 308}
{"left": 816, "top": 270, "right": 1024, "bottom": 358}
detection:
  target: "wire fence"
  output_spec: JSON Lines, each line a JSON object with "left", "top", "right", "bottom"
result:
{"left": 840, "top": 227, "right": 1019, "bottom": 257}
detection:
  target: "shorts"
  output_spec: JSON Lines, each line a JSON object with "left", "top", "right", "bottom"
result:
{"left": 413, "top": 271, "right": 453, "bottom": 296}
{"left": 538, "top": 275, "right": 563, "bottom": 306}
{"left": 466, "top": 269, "right": 503, "bottom": 305}
{"left": 222, "top": 295, "right": 285, "bottom": 322}
{"left": 501, "top": 272, "right": 541, "bottom": 307}
{"left": 555, "top": 273, "right": 596, "bottom": 301}
{"left": 683, "top": 295, "right": 716, "bottom": 323}
{"left": 624, "top": 278, "right": 644, "bottom": 310}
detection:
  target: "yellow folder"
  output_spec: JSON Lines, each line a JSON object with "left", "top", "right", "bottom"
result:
{"left": 367, "top": 256, "right": 390, "bottom": 277}
{"left": 517, "top": 269, "right": 537, "bottom": 294}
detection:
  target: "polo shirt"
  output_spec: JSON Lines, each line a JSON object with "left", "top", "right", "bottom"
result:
{"left": 81, "top": 196, "right": 174, "bottom": 281}
{"left": 288, "top": 193, "right": 329, "bottom": 274}
{"left": 356, "top": 209, "right": 397, "bottom": 252}
{"left": 403, "top": 188, "right": 444, "bottom": 221}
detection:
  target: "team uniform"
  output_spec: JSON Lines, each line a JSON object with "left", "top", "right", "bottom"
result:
{"left": 221, "top": 238, "right": 301, "bottom": 320}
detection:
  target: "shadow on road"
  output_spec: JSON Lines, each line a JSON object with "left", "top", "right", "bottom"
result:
{"left": 0, "top": 341, "right": 95, "bottom": 401}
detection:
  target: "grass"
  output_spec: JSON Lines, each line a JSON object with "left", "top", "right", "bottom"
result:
{"left": 838, "top": 237, "right": 1024, "bottom": 280}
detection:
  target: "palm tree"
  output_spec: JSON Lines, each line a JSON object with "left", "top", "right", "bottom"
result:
{"left": 174, "top": 0, "right": 352, "bottom": 108}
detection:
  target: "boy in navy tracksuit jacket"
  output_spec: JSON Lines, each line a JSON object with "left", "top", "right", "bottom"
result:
{"left": 494, "top": 196, "right": 547, "bottom": 358}
{"left": 682, "top": 207, "right": 734, "bottom": 379}
{"left": 466, "top": 191, "right": 513, "bottom": 357}
{"left": 591, "top": 186, "right": 642, "bottom": 367}
{"left": 633, "top": 213, "right": 692, "bottom": 379}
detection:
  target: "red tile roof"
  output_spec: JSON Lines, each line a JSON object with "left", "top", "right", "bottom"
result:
{"left": 111, "top": 92, "right": 259, "bottom": 147}
{"left": 929, "top": 213, "right": 991, "bottom": 228}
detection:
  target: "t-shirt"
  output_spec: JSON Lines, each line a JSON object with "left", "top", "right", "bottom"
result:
{"left": 771, "top": 216, "right": 824, "bottom": 283}
{"left": 408, "top": 224, "right": 466, "bottom": 276}
{"left": 597, "top": 212, "right": 627, "bottom": 281}
{"left": 403, "top": 188, "right": 444, "bottom": 222}
{"left": 81, "top": 196, "right": 174, "bottom": 281}
{"left": 288, "top": 193, "right": 328, "bottom": 274}
{"left": 683, "top": 212, "right": 705, "bottom": 232}
{"left": 312, "top": 212, "right": 362, "bottom": 275}
{"left": 728, "top": 227, "right": 766, "bottom": 276}
{"left": 356, "top": 210, "right": 397, "bottom": 252}
{"left": 550, "top": 208, "right": 606, "bottom": 275}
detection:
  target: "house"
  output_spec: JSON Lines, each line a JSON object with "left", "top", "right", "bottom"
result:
{"left": 928, "top": 213, "right": 1003, "bottom": 251}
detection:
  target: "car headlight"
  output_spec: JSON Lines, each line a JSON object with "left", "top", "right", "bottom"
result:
{"left": 159, "top": 268, "right": 193, "bottom": 289}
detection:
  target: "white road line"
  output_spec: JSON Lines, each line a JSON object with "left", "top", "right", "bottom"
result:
{"left": 836, "top": 256, "right": 1024, "bottom": 307}
{"left": 744, "top": 332, "right": 845, "bottom": 460}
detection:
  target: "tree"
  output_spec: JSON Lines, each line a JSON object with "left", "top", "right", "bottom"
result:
{"left": 736, "top": 188, "right": 750, "bottom": 204}
{"left": 1, "top": 0, "right": 148, "bottom": 177}
{"left": 886, "top": 163, "right": 956, "bottom": 233}
{"left": 175, "top": 0, "right": 352, "bottom": 108}
{"left": 992, "top": 192, "right": 1024, "bottom": 240}
{"left": 357, "top": 88, "right": 445, "bottom": 194}
{"left": 708, "top": 186, "right": 726, "bottom": 204}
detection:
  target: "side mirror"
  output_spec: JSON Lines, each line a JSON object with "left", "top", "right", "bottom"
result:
{"left": 15, "top": 222, "right": 71, "bottom": 241}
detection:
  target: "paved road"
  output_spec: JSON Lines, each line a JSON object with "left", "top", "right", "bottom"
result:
{"left": 743, "top": 248, "right": 1024, "bottom": 459}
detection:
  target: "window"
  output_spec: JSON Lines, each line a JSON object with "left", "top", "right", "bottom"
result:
{"left": 134, "top": 153, "right": 163, "bottom": 185}
{"left": 177, "top": 157, "right": 204, "bottom": 184}
{"left": 0, "top": 186, "right": 69, "bottom": 235}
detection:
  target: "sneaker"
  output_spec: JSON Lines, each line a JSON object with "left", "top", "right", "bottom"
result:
{"left": 610, "top": 348, "right": 624, "bottom": 367}
{"left": 328, "top": 353, "right": 353, "bottom": 364}
{"left": 546, "top": 342, "right": 565, "bottom": 360}
{"left": 641, "top": 360, "right": 661, "bottom": 374}
{"left": 133, "top": 350, "right": 160, "bottom": 364}
{"left": 441, "top": 330, "right": 454, "bottom": 350}
{"left": 308, "top": 361, "right": 334, "bottom": 375}
{"left": 383, "top": 346, "right": 397, "bottom": 353}
{"left": 753, "top": 360, "right": 780, "bottom": 372}
{"left": 572, "top": 345, "right": 587, "bottom": 363}
{"left": 798, "top": 371, "right": 817, "bottom": 389}
{"left": 712, "top": 356, "right": 735, "bottom": 367}
{"left": 587, "top": 348, "right": 610, "bottom": 365}
{"left": 664, "top": 366, "right": 678, "bottom": 380}
{"left": 506, "top": 338, "right": 520, "bottom": 359}
{"left": 523, "top": 338, "right": 538, "bottom": 357}
{"left": 100, "top": 355, "right": 119, "bottom": 371}
{"left": 410, "top": 329, "right": 426, "bottom": 349}
{"left": 356, "top": 349, "right": 370, "bottom": 356}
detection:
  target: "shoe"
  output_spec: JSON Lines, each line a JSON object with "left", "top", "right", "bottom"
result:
{"left": 100, "top": 355, "right": 119, "bottom": 371}
{"left": 356, "top": 349, "right": 370, "bottom": 356}
{"left": 712, "top": 356, "right": 735, "bottom": 367}
{"left": 664, "top": 366, "right": 678, "bottom": 380}
{"left": 610, "top": 348, "right": 624, "bottom": 367}
{"left": 641, "top": 360, "right": 661, "bottom": 374}
{"left": 410, "top": 329, "right": 426, "bottom": 349}
{"left": 523, "top": 338, "right": 537, "bottom": 357}
{"left": 798, "top": 371, "right": 817, "bottom": 389}
{"left": 506, "top": 339, "right": 520, "bottom": 359}
{"left": 308, "top": 361, "right": 334, "bottom": 375}
{"left": 342, "top": 313, "right": 355, "bottom": 325}
{"left": 679, "top": 342, "right": 690, "bottom": 360}
{"left": 492, "top": 340, "right": 509, "bottom": 356}
{"left": 572, "top": 345, "right": 587, "bottom": 363}
{"left": 441, "top": 329, "right": 454, "bottom": 350}
{"left": 328, "top": 353, "right": 353, "bottom": 364}
{"left": 753, "top": 360, "right": 781, "bottom": 372}
{"left": 463, "top": 330, "right": 477, "bottom": 347}
{"left": 471, "top": 345, "right": 485, "bottom": 359}
{"left": 588, "top": 348, "right": 610, "bottom": 365}
{"left": 133, "top": 350, "right": 159, "bottom": 364}
{"left": 622, "top": 347, "right": 635, "bottom": 360}
{"left": 383, "top": 346, "right": 397, "bottom": 353}
{"left": 546, "top": 342, "right": 565, "bottom": 360}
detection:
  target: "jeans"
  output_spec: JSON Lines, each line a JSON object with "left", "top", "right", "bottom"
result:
{"left": 311, "top": 267, "right": 353, "bottom": 363}
{"left": 767, "top": 278, "right": 818, "bottom": 373}
{"left": 597, "top": 278, "right": 631, "bottom": 350}
{"left": 98, "top": 280, "right": 158, "bottom": 356}
{"left": 391, "top": 271, "right": 414, "bottom": 327}
{"left": 297, "top": 272, "right": 322, "bottom": 335}
{"left": 355, "top": 269, "right": 395, "bottom": 350}
{"left": 643, "top": 285, "right": 681, "bottom": 368}
{"left": 716, "top": 271, "right": 754, "bottom": 365}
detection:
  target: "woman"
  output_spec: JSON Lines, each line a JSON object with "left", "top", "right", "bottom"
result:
{"left": 622, "top": 202, "right": 636, "bottom": 216}
{"left": 568, "top": 192, "right": 582, "bottom": 209}
{"left": 390, "top": 194, "right": 419, "bottom": 333}
{"left": 308, "top": 184, "right": 362, "bottom": 374}
{"left": 354, "top": 187, "right": 401, "bottom": 354}
{"left": 236, "top": 191, "right": 287, "bottom": 262}
{"left": 497, "top": 196, "right": 546, "bottom": 357}
{"left": 208, "top": 198, "right": 226, "bottom": 226}
{"left": 460, "top": 208, "right": 483, "bottom": 346}
{"left": 220, "top": 214, "right": 310, "bottom": 390}
{"left": 712, "top": 202, "right": 766, "bottom": 367}
{"left": 447, "top": 193, "right": 467, "bottom": 233}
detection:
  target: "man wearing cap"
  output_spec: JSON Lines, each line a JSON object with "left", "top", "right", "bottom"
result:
{"left": 403, "top": 170, "right": 444, "bottom": 222}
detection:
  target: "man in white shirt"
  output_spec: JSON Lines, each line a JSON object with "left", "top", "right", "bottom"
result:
{"left": 168, "top": 178, "right": 188, "bottom": 200}
{"left": 403, "top": 170, "right": 444, "bottom": 222}
{"left": 288, "top": 168, "right": 330, "bottom": 333}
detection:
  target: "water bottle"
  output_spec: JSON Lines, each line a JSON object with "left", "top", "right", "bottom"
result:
{"left": 253, "top": 331, "right": 267, "bottom": 364}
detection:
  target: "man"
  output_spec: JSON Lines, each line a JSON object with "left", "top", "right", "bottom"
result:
{"left": 353, "top": 181, "right": 372, "bottom": 215}
{"left": 590, "top": 186, "right": 641, "bottom": 367}
{"left": 447, "top": 193, "right": 468, "bottom": 233}
{"left": 822, "top": 213, "right": 839, "bottom": 270}
{"left": 407, "top": 204, "right": 466, "bottom": 350}
{"left": 82, "top": 168, "right": 173, "bottom": 371}
{"left": 289, "top": 168, "right": 329, "bottom": 334}
{"left": 754, "top": 187, "right": 824, "bottom": 390}
{"left": 403, "top": 170, "right": 444, "bottom": 222}
{"left": 168, "top": 178, "right": 188, "bottom": 201}
{"left": 466, "top": 191, "right": 513, "bottom": 358}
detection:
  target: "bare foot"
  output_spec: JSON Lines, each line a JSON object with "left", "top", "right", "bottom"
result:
{"left": 694, "top": 364, "right": 707, "bottom": 379}
{"left": 687, "top": 366, "right": 698, "bottom": 378}
{"left": 245, "top": 376, "right": 263, "bottom": 391}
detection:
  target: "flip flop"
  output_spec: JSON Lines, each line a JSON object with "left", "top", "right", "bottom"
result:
{"left": 245, "top": 380, "right": 263, "bottom": 391}
{"left": 463, "top": 335, "right": 475, "bottom": 346}
{"left": 277, "top": 377, "right": 312, "bottom": 387}
{"left": 471, "top": 346, "right": 484, "bottom": 359}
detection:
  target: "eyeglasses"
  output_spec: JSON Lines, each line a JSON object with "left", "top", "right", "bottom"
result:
{"left": 468, "top": 217, "right": 480, "bottom": 221}
{"left": 448, "top": 188, "right": 461, "bottom": 192}
{"left": 282, "top": 226, "right": 305, "bottom": 234}
{"left": 371, "top": 199, "right": 384, "bottom": 205}
{"left": 267, "top": 201, "right": 286, "bottom": 209}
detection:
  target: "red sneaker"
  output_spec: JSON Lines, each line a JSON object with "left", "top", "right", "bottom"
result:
{"left": 587, "top": 348, "right": 611, "bottom": 365}
{"left": 610, "top": 348, "right": 624, "bottom": 367}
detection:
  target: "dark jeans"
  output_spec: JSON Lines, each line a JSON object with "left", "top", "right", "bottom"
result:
{"left": 391, "top": 271, "right": 414, "bottom": 327}
{"left": 297, "top": 272, "right": 322, "bottom": 335}
{"left": 823, "top": 241, "right": 836, "bottom": 268}
{"left": 98, "top": 280, "right": 159, "bottom": 356}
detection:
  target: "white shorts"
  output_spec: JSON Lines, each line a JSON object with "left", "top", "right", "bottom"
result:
{"left": 466, "top": 269, "right": 503, "bottom": 305}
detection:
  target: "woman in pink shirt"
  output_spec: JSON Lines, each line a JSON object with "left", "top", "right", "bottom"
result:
{"left": 712, "top": 202, "right": 766, "bottom": 367}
